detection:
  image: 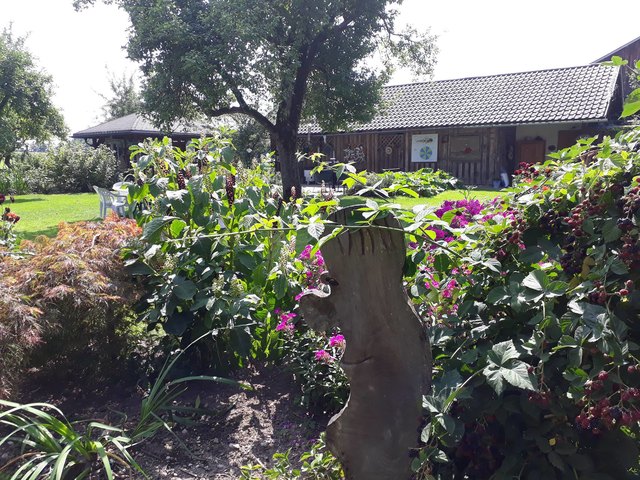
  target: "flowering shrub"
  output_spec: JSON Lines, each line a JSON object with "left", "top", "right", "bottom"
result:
{"left": 404, "top": 129, "right": 640, "bottom": 478}
{"left": 0, "top": 215, "right": 142, "bottom": 396}
{"left": 123, "top": 135, "right": 339, "bottom": 371}
{"left": 0, "top": 206, "right": 19, "bottom": 249}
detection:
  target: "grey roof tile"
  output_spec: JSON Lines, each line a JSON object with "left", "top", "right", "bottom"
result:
{"left": 306, "top": 64, "right": 619, "bottom": 133}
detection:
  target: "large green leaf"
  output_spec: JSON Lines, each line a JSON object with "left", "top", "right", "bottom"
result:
{"left": 142, "top": 216, "right": 178, "bottom": 242}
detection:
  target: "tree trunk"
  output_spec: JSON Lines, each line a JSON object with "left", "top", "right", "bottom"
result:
{"left": 275, "top": 131, "right": 302, "bottom": 202}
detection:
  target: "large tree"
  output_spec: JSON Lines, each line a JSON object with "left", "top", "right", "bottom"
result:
{"left": 99, "top": 72, "right": 143, "bottom": 120}
{"left": 75, "top": 0, "right": 437, "bottom": 198}
{"left": 0, "top": 28, "right": 67, "bottom": 164}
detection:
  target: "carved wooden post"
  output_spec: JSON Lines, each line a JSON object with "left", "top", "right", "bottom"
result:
{"left": 300, "top": 207, "right": 432, "bottom": 480}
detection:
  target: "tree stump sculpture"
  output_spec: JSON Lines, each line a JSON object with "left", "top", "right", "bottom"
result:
{"left": 299, "top": 208, "right": 432, "bottom": 480}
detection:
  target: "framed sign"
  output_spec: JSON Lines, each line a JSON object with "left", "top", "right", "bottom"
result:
{"left": 411, "top": 134, "right": 438, "bottom": 162}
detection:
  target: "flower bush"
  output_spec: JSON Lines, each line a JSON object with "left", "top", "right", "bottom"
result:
{"left": 123, "top": 135, "right": 339, "bottom": 372}
{"left": 11, "top": 142, "right": 119, "bottom": 193}
{"left": 406, "top": 129, "right": 640, "bottom": 478}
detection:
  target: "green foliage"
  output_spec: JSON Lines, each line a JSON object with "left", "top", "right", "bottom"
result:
{"left": 0, "top": 333, "right": 245, "bottom": 480}
{"left": 282, "top": 329, "right": 349, "bottom": 415}
{"left": 123, "top": 135, "right": 336, "bottom": 371}
{"left": 11, "top": 142, "right": 119, "bottom": 193}
{"left": 240, "top": 434, "right": 344, "bottom": 479}
{"left": 0, "top": 161, "right": 29, "bottom": 194}
{"left": 75, "top": 0, "right": 437, "bottom": 198}
{"left": 0, "top": 27, "right": 67, "bottom": 163}
{"left": 345, "top": 168, "right": 462, "bottom": 198}
{"left": 99, "top": 72, "right": 142, "bottom": 121}
{"left": 401, "top": 129, "right": 640, "bottom": 478}
{"left": 0, "top": 400, "right": 146, "bottom": 480}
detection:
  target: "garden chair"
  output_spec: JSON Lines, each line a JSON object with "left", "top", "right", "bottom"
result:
{"left": 93, "top": 186, "right": 126, "bottom": 218}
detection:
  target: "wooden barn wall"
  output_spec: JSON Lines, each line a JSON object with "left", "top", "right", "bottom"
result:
{"left": 301, "top": 126, "right": 511, "bottom": 185}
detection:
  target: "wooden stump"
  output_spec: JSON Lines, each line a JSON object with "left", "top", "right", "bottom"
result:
{"left": 300, "top": 208, "right": 432, "bottom": 480}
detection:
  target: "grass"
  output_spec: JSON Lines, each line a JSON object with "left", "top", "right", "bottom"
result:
{"left": 340, "top": 188, "right": 507, "bottom": 210}
{"left": 9, "top": 193, "right": 100, "bottom": 240}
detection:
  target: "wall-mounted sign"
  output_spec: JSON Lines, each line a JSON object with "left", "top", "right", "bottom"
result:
{"left": 411, "top": 134, "right": 438, "bottom": 162}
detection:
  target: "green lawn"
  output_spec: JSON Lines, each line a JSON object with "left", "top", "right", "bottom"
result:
{"left": 340, "top": 188, "right": 507, "bottom": 210}
{"left": 9, "top": 193, "right": 100, "bottom": 240}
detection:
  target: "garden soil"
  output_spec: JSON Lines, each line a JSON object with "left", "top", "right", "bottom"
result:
{"left": 15, "top": 365, "right": 328, "bottom": 479}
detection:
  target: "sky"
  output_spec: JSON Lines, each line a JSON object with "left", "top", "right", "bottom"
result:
{"left": 2, "top": 0, "right": 638, "bottom": 134}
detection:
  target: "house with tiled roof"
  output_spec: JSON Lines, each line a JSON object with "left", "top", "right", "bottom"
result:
{"left": 301, "top": 63, "right": 622, "bottom": 186}
{"left": 73, "top": 113, "right": 210, "bottom": 167}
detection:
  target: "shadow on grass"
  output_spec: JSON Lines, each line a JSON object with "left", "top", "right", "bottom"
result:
{"left": 6, "top": 197, "right": 46, "bottom": 205}
{"left": 17, "top": 217, "right": 103, "bottom": 242}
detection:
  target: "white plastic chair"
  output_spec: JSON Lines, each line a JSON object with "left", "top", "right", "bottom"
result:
{"left": 93, "top": 186, "right": 126, "bottom": 218}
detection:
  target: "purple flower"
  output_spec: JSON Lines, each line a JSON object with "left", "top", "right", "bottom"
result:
{"left": 408, "top": 241, "right": 419, "bottom": 250}
{"left": 329, "top": 334, "right": 345, "bottom": 347}
{"left": 315, "top": 251, "right": 325, "bottom": 267}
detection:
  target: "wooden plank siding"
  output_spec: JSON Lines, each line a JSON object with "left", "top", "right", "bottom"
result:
{"left": 301, "top": 126, "right": 512, "bottom": 186}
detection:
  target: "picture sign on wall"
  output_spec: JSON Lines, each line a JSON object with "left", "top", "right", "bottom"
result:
{"left": 411, "top": 134, "right": 438, "bottom": 162}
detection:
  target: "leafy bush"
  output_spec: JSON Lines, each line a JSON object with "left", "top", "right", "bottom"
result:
{"left": 0, "top": 160, "right": 29, "bottom": 194}
{"left": 0, "top": 215, "right": 142, "bottom": 396}
{"left": 345, "top": 167, "right": 462, "bottom": 197}
{"left": 123, "top": 135, "right": 334, "bottom": 372}
{"left": 12, "top": 142, "right": 119, "bottom": 193}
{"left": 402, "top": 129, "right": 640, "bottom": 478}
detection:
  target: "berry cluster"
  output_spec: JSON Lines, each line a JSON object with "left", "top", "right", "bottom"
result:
{"left": 619, "top": 234, "right": 640, "bottom": 270}
{"left": 176, "top": 170, "right": 186, "bottom": 190}
{"left": 575, "top": 369, "right": 640, "bottom": 435}
{"left": 513, "top": 162, "right": 551, "bottom": 181}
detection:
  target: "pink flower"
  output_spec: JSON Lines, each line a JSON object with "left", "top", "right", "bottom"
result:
{"left": 329, "top": 334, "right": 345, "bottom": 348}
{"left": 315, "top": 251, "right": 325, "bottom": 267}
{"left": 315, "top": 349, "right": 333, "bottom": 363}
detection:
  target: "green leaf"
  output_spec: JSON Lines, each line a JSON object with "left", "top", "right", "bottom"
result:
{"left": 487, "top": 340, "right": 520, "bottom": 365}
{"left": 169, "top": 219, "right": 187, "bottom": 238}
{"left": 164, "top": 311, "right": 193, "bottom": 336}
{"left": 173, "top": 278, "right": 198, "bottom": 300}
{"left": 523, "top": 270, "right": 548, "bottom": 291}
{"left": 142, "top": 216, "right": 178, "bottom": 242}
{"left": 307, "top": 222, "right": 325, "bottom": 240}
{"left": 621, "top": 100, "right": 640, "bottom": 118}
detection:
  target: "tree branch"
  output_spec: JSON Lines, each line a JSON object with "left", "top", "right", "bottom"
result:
{"left": 206, "top": 105, "right": 276, "bottom": 135}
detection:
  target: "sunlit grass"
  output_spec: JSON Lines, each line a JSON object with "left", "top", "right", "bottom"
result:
{"left": 9, "top": 193, "right": 100, "bottom": 240}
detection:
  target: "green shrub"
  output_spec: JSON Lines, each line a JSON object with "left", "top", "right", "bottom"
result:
{"left": 345, "top": 167, "right": 462, "bottom": 197}
{"left": 12, "top": 142, "right": 119, "bottom": 193}
{"left": 240, "top": 435, "right": 343, "bottom": 479}
{"left": 0, "top": 160, "right": 29, "bottom": 194}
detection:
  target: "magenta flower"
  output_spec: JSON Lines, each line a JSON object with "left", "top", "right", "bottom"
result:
{"left": 315, "top": 349, "right": 333, "bottom": 363}
{"left": 300, "top": 245, "right": 313, "bottom": 260}
{"left": 329, "top": 334, "right": 345, "bottom": 348}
